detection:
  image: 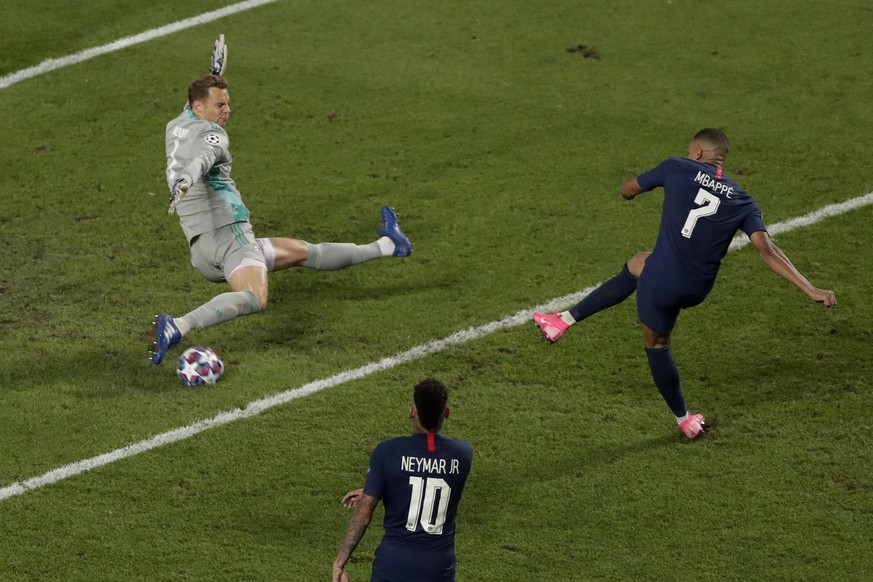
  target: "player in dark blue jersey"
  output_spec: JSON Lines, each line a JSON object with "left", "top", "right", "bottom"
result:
{"left": 534, "top": 128, "right": 836, "bottom": 439}
{"left": 332, "top": 378, "right": 474, "bottom": 582}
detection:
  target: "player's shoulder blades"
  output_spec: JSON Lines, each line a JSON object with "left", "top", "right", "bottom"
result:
{"left": 647, "top": 156, "right": 686, "bottom": 176}
{"left": 439, "top": 434, "right": 474, "bottom": 458}
{"left": 374, "top": 435, "right": 411, "bottom": 451}
{"left": 669, "top": 156, "right": 697, "bottom": 168}
{"left": 166, "top": 110, "right": 214, "bottom": 139}
{"left": 456, "top": 437, "right": 474, "bottom": 458}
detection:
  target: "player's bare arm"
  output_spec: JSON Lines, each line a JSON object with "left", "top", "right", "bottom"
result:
{"left": 333, "top": 494, "right": 379, "bottom": 581}
{"left": 620, "top": 178, "right": 644, "bottom": 200}
{"left": 750, "top": 231, "right": 836, "bottom": 306}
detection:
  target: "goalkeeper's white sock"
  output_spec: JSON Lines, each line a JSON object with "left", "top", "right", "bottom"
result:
{"left": 376, "top": 236, "right": 395, "bottom": 256}
{"left": 174, "top": 317, "right": 192, "bottom": 337}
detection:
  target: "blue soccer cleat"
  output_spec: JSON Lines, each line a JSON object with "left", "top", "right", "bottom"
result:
{"left": 150, "top": 313, "right": 182, "bottom": 365}
{"left": 378, "top": 206, "right": 412, "bottom": 257}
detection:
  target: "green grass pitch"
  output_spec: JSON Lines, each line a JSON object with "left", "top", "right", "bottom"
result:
{"left": 1, "top": 0, "right": 872, "bottom": 580}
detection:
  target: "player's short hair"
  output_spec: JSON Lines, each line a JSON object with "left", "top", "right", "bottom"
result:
{"left": 414, "top": 378, "right": 449, "bottom": 432}
{"left": 693, "top": 128, "right": 730, "bottom": 159}
{"left": 188, "top": 74, "right": 228, "bottom": 105}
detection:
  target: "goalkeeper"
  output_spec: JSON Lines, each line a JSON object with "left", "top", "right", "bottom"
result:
{"left": 153, "top": 35, "right": 412, "bottom": 365}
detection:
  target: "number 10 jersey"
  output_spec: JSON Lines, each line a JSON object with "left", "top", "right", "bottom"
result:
{"left": 364, "top": 432, "right": 474, "bottom": 582}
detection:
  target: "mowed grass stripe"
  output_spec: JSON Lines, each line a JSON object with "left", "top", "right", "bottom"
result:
{"left": 1, "top": 191, "right": 870, "bottom": 503}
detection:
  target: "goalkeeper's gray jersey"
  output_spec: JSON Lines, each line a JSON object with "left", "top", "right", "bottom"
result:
{"left": 165, "top": 109, "right": 250, "bottom": 243}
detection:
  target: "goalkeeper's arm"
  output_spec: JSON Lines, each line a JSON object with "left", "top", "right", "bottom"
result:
{"left": 210, "top": 34, "right": 227, "bottom": 76}
{"left": 182, "top": 34, "right": 228, "bottom": 112}
{"left": 168, "top": 177, "right": 190, "bottom": 215}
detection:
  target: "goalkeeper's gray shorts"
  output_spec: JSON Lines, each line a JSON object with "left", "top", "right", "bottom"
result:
{"left": 188, "top": 221, "right": 268, "bottom": 282}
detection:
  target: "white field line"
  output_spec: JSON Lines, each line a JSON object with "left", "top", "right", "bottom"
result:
{"left": 0, "top": 0, "right": 277, "bottom": 90}
{"left": 729, "top": 190, "right": 873, "bottom": 250}
{"left": 1, "top": 191, "right": 871, "bottom": 501}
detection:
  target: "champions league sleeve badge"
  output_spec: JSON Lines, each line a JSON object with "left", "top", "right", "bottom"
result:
{"left": 205, "top": 133, "right": 221, "bottom": 146}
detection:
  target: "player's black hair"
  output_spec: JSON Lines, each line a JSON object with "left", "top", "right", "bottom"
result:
{"left": 693, "top": 128, "right": 730, "bottom": 159}
{"left": 414, "top": 378, "right": 449, "bottom": 432}
{"left": 188, "top": 74, "right": 228, "bottom": 105}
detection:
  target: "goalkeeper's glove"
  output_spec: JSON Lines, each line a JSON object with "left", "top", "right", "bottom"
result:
{"left": 210, "top": 34, "right": 228, "bottom": 76}
{"left": 168, "top": 178, "right": 190, "bottom": 215}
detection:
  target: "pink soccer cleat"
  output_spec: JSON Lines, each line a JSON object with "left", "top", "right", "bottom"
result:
{"left": 679, "top": 413, "right": 706, "bottom": 439}
{"left": 533, "top": 312, "right": 570, "bottom": 344}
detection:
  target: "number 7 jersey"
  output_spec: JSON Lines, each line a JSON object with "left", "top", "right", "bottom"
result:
{"left": 636, "top": 157, "right": 767, "bottom": 296}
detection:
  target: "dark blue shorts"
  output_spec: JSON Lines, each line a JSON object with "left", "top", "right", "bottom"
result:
{"left": 371, "top": 542, "right": 456, "bottom": 582}
{"left": 636, "top": 278, "right": 707, "bottom": 334}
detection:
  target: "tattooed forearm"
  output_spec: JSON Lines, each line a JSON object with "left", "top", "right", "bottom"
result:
{"left": 334, "top": 494, "right": 379, "bottom": 569}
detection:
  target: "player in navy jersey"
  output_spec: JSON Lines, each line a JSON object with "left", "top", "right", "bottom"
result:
{"left": 332, "top": 378, "right": 474, "bottom": 582}
{"left": 534, "top": 128, "right": 835, "bottom": 439}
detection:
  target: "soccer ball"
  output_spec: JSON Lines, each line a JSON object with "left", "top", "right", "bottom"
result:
{"left": 176, "top": 346, "right": 224, "bottom": 386}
